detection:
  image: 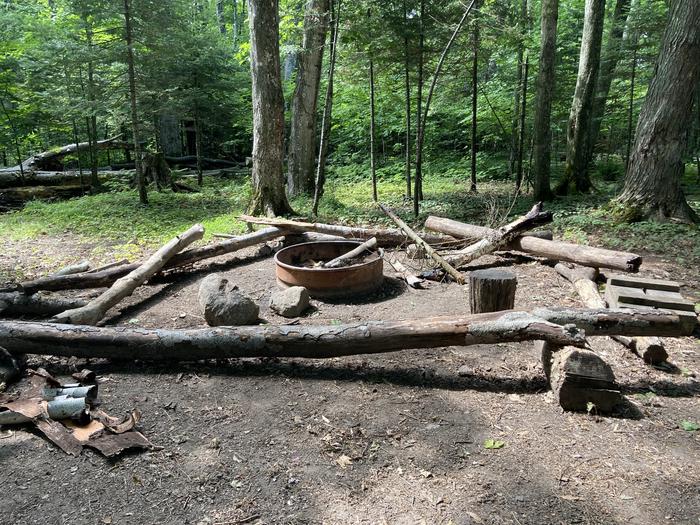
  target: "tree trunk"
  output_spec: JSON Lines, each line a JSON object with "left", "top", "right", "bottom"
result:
{"left": 312, "top": 0, "right": 340, "bottom": 215}
{"left": 424, "top": 216, "right": 642, "bottom": 271}
{"left": 1, "top": 307, "right": 690, "bottom": 362}
{"left": 194, "top": 111, "right": 203, "bottom": 186}
{"left": 558, "top": 0, "right": 606, "bottom": 195}
{"left": 403, "top": 0, "right": 412, "bottom": 199}
{"left": 469, "top": 269, "right": 517, "bottom": 313}
{"left": 617, "top": 1, "right": 700, "bottom": 223}
{"left": 369, "top": 50, "right": 377, "bottom": 202}
{"left": 83, "top": 19, "right": 99, "bottom": 187}
{"left": 52, "top": 224, "right": 205, "bottom": 325}
{"left": 516, "top": 56, "right": 529, "bottom": 190}
{"left": 246, "top": 0, "right": 293, "bottom": 216}
{"left": 585, "top": 0, "right": 631, "bottom": 168}
{"left": 624, "top": 38, "right": 637, "bottom": 170}
{"left": 287, "top": 0, "right": 329, "bottom": 196}
{"left": 413, "top": 0, "right": 425, "bottom": 217}
{"left": 469, "top": 7, "right": 479, "bottom": 194}
{"left": 217, "top": 0, "right": 227, "bottom": 33}
{"left": 123, "top": 0, "right": 147, "bottom": 205}
{"left": 531, "top": 0, "right": 559, "bottom": 201}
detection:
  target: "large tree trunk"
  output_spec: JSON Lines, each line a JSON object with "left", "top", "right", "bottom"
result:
{"left": 0, "top": 308, "right": 689, "bottom": 361}
{"left": 531, "top": 0, "right": 559, "bottom": 201}
{"left": 123, "top": 0, "right": 147, "bottom": 205}
{"left": 287, "top": 0, "right": 329, "bottom": 196}
{"left": 558, "top": 0, "right": 606, "bottom": 195}
{"left": 585, "top": 0, "right": 631, "bottom": 168}
{"left": 247, "top": 0, "right": 293, "bottom": 216}
{"left": 424, "top": 216, "right": 642, "bottom": 271}
{"left": 617, "top": 0, "right": 700, "bottom": 223}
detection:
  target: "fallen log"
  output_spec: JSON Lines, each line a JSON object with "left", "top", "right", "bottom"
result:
{"left": 386, "top": 257, "right": 425, "bottom": 288}
{"left": 425, "top": 216, "right": 642, "bottom": 272}
{"left": 555, "top": 262, "right": 668, "bottom": 364}
{"left": 52, "top": 224, "right": 205, "bottom": 325}
{"left": 0, "top": 170, "right": 135, "bottom": 189}
{"left": 444, "top": 203, "right": 553, "bottom": 268}
{"left": 20, "top": 227, "right": 286, "bottom": 294}
{"left": 164, "top": 155, "right": 240, "bottom": 169}
{"left": 0, "top": 308, "right": 688, "bottom": 361}
{"left": 239, "top": 215, "right": 455, "bottom": 248}
{"left": 379, "top": 203, "right": 465, "bottom": 284}
{"left": 0, "top": 292, "right": 87, "bottom": 317}
{"left": 323, "top": 237, "right": 377, "bottom": 268}
{"left": 54, "top": 261, "right": 91, "bottom": 277}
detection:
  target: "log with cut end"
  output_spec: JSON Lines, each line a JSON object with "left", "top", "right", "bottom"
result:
{"left": 425, "top": 216, "right": 642, "bottom": 272}
{"left": 0, "top": 308, "right": 689, "bottom": 362}
{"left": 20, "top": 227, "right": 286, "bottom": 294}
{"left": 52, "top": 224, "right": 205, "bottom": 325}
{"left": 239, "top": 214, "right": 454, "bottom": 248}
{"left": 539, "top": 342, "right": 622, "bottom": 413}
{"left": 444, "top": 203, "right": 553, "bottom": 268}
{"left": 378, "top": 203, "right": 465, "bottom": 284}
{"left": 323, "top": 237, "right": 377, "bottom": 268}
{"left": 610, "top": 335, "right": 667, "bottom": 365}
{"left": 469, "top": 269, "right": 517, "bottom": 313}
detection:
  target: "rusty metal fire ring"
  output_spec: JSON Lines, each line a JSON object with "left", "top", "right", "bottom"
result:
{"left": 274, "top": 241, "right": 384, "bottom": 299}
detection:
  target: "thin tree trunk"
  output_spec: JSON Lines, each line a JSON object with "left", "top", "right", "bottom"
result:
{"left": 624, "top": 38, "right": 637, "bottom": 170}
{"left": 232, "top": 0, "right": 240, "bottom": 45}
{"left": 558, "top": 0, "right": 606, "bottom": 195}
{"left": 312, "top": 0, "right": 340, "bottom": 215}
{"left": 403, "top": 0, "right": 412, "bottom": 199}
{"left": 369, "top": 43, "right": 377, "bottom": 202}
{"left": 194, "top": 111, "right": 203, "bottom": 186}
{"left": 509, "top": 0, "right": 528, "bottom": 178}
{"left": 71, "top": 120, "right": 85, "bottom": 191}
{"left": 516, "top": 55, "right": 529, "bottom": 191}
{"left": 84, "top": 20, "right": 99, "bottom": 187}
{"left": 470, "top": 6, "right": 479, "bottom": 194}
{"left": 217, "top": 0, "right": 227, "bottom": 33}
{"left": 585, "top": 0, "right": 631, "bottom": 168}
{"left": 618, "top": 0, "right": 700, "bottom": 223}
{"left": 0, "top": 98, "right": 24, "bottom": 179}
{"left": 287, "top": 0, "right": 329, "bottom": 196}
{"left": 413, "top": 0, "right": 425, "bottom": 216}
{"left": 531, "top": 0, "right": 559, "bottom": 201}
{"left": 246, "top": 0, "right": 293, "bottom": 216}
{"left": 123, "top": 0, "right": 147, "bottom": 205}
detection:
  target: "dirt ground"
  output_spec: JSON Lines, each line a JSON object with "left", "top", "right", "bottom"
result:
{"left": 0, "top": 235, "right": 699, "bottom": 525}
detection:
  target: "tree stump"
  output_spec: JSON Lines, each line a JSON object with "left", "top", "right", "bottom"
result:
{"left": 538, "top": 341, "right": 622, "bottom": 413}
{"left": 469, "top": 269, "right": 517, "bottom": 313}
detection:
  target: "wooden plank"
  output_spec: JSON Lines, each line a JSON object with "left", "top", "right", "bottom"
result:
{"left": 606, "top": 284, "right": 695, "bottom": 312}
{"left": 605, "top": 287, "right": 697, "bottom": 334}
{"left": 607, "top": 274, "right": 680, "bottom": 292}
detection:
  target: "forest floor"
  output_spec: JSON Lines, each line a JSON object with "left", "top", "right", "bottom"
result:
{"left": 0, "top": 168, "right": 699, "bottom": 525}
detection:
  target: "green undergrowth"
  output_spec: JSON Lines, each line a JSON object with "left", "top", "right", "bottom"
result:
{"left": 1, "top": 159, "right": 698, "bottom": 268}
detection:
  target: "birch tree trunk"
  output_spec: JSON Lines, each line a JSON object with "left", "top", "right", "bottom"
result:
{"left": 617, "top": 0, "right": 700, "bottom": 224}
{"left": 558, "top": 0, "right": 606, "bottom": 195}
{"left": 531, "top": 0, "right": 559, "bottom": 201}
{"left": 287, "top": 0, "right": 329, "bottom": 196}
{"left": 246, "top": 0, "right": 293, "bottom": 216}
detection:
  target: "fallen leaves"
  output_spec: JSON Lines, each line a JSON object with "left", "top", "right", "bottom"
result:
{"left": 336, "top": 454, "right": 352, "bottom": 469}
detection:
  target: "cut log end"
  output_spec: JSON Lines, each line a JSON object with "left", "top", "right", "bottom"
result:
{"left": 468, "top": 269, "right": 517, "bottom": 313}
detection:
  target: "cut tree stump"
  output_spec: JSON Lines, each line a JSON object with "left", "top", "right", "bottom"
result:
{"left": 469, "top": 269, "right": 517, "bottom": 313}
{"left": 539, "top": 342, "right": 622, "bottom": 413}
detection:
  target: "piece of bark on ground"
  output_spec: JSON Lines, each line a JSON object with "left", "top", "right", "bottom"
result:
{"left": 425, "top": 216, "right": 642, "bottom": 272}
{"left": 52, "top": 224, "right": 205, "bottom": 325}
{"left": 0, "top": 308, "right": 690, "bottom": 363}
{"left": 19, "top": 227, "right": 284, "bottom": 294}
{"left": 378, "top": 203, "right": 465, "bottom": 284}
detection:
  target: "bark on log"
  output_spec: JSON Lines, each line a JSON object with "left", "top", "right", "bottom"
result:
{"left": 425, "top": 216, "right": 642, "bottom": 272}
{"left": 0, "top": 308, "right": 688, "bottom": 362}
{"left": 0, "top": 170, "right": 136, "bottom": 189}
{"left": 444, "top": 203, "right": 553, "bottom": 268}
{"left": 53, "top": 261, "right": 91, "bottom": 277}
{"left": 323, "top": 237, "right": 377, "bottom": 268}
{"left": 52, "top": 224, "right": 205, "bottom": 325}
{"left": 469, "top": 269, "right": 517, "bottom": 313}
{"left": 20, "top": 227, "right": 286, "bottom": 294}
{"left": 378, "top": 203, "right": 465, "bottom": 284}
{"left": 555, "top": 262, "right": 668, "bottom": 364}
{"left": 239, "top": 214, "right": 454, "bottom": 247}
{"left": 0, "top": 292, "right": 87, "bottom": 317}
{"left": 282, "top": 232, "right": 347, "bottom": 245}
{"left": 386, "top": 257, "right": 425, "bottom": 289}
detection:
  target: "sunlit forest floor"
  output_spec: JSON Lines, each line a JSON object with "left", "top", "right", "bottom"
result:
{"left": 0, "top": 159, "right": 699, "bottom": 524}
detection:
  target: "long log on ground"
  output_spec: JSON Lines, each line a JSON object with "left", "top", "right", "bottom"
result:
{"left": 323, "top": 237, "right": 377, "bottom": 268}
{"left": 0, "top": 308, "right": 689, "bottom": 361}
{"left": 0, "top": 170, "right": 137, "bottom": 189}
{"left": 52, "top": 224, "right": 205, "bottom": 325}
{"left": 19, "top": 227, "right": 286, "bottom": 294}
{"left": 239, "top": 215, "right": 455, "bottom": 248}
{"left": 554, "top": 262, "right": 668, "bottom": 364}
{"left": 0, "top": 292, "right": 87, "bottom": 317}
{"left": 53, "top": 261, "right": 91, "bottom": 276}
{"left": 425, "top": 216, "right": 642, "bottom": 272}
{"left": 379, "top": 203, "right": 465, "bottom": 284}
{"left": 444, "top": 203, "right": 553, "bottom": 268}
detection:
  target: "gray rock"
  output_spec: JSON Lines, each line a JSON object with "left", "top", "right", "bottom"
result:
{"left": 270, "top": 286, "right": 310, "bottom": 318}
{"left": 198, "top": 274, "right": 259, "bottom": 326}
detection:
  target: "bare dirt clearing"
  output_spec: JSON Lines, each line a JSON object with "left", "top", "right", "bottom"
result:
{"left": 1, "top": 236, "right": 698, "bottom": 525}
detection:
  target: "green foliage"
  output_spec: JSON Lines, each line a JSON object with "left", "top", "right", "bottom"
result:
{"left": 680, "top": 420, "right": 699, "bottom": 432}
{"left": 484, "top": 439, "right": 505, "bottom": 449}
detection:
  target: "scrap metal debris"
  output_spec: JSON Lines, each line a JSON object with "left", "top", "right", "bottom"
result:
{"left": 0, "top": 368, "right": 155, "bottom": 457}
